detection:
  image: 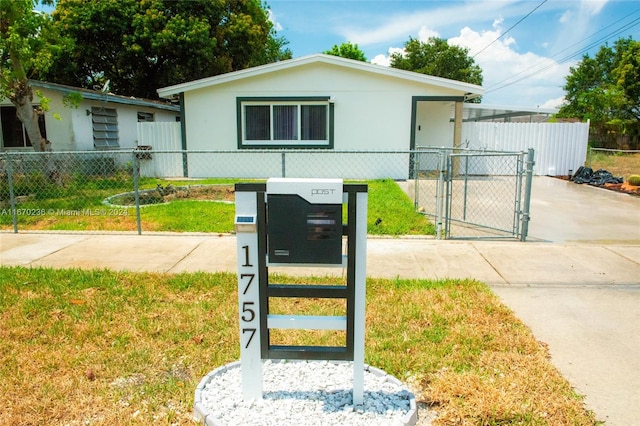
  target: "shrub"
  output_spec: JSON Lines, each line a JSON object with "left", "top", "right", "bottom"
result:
{"left": 628, "top": 175, "right": 640, "bottom": 186}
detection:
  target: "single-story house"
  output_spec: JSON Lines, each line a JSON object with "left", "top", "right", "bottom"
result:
{"left": 157, "top": 54, "right": 484, "bottom": 179}
{"left": 1, "top": 80, "right": 180, "bottom": 152}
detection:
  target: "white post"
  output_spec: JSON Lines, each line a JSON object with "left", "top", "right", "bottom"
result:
{"left": 235, "top": 191, "right": 262, "bottom": 401}
{"left": 353, "top": 191, "right": 368, "bottom": 405}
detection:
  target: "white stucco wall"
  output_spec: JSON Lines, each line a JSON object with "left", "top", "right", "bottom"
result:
{"left": 2, "top": 87, "right": 178, "bottom": 151}
{"left": 183, "top": 62, "right": 457, "bottom": 152}
{"left": 179, "top": 62, "right": 463, "bottom": 178}
{"left": 414, "top": 101, "right": 455, "bottom": 148}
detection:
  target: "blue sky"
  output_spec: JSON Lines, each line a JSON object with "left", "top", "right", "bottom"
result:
{"left": 267, "top": 0, "right": 640, "bottom": 108}
{"left": 36, "top": 1, "right": 639, "bottom": 108}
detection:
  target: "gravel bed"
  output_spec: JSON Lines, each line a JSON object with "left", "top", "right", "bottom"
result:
{"left": 195, "top": 360, "right": 417, "bottom": 426}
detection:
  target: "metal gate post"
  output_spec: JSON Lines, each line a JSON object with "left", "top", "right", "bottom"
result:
{"left": 444, "top": 150, "right": 453, "bottom": 239}
{"left": 435, "top": 149, "right": 447, "bottom": 239}
{"left": 132, "top": 151, "right": 142, "bottom": 235}
{"left": 513, "top": 152, "right": 524, "bottom": 238}
{"left": 520, "top": 148, "right": 535, "bottom": 241}
{"left": 413, "top": 150, "right": 419, "bottom": 210}
{"left": 5, "top": 153, "right": 18, "bottom": 233}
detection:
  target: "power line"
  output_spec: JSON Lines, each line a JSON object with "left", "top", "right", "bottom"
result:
{"left": 483, "top": 12, "right": 640, "bottom": 96}
{"left": 472, "top": 0, "right": 549, "bottom": 58}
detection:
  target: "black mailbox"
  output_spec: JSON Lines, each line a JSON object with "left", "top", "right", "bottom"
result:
{"left": 266, "top": 178, "right": 343, "bottom": 265}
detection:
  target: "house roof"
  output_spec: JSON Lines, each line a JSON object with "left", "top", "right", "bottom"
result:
{"left": 459, "top": 103, "right": 559, "bottom": 122}
{"left": 157, "top": 54, "right": 485, "bottom": 99}
{"left": 31, "top": 80, "right": 180, "bottom": 112}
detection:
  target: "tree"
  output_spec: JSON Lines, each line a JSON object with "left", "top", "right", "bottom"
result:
{"left": 44, "top": 0, "right": 292, "bottom": 99}
{"left": 614, "top": 40, "right": 640, "bottom": 121}
{"left": 323, "top": 42, "right": 367, "bottom": 62}
{"left": 558, "top": 37, "right": 639, "bottom": 148}
{"left": 390, "top": 37, "right": 483, "bottom": 89}
{"left": 0, "top": 0, "right": 60, "bottom": 152}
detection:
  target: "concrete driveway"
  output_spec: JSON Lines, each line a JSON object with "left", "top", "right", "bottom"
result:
{"left": 490, "top": 177, "right": 640, "bottom": 425}
{"left": 527, "top": 177, "right": 640, "bottom": 244}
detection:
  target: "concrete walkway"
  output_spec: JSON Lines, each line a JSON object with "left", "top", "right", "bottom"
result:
{"left": 1, "top": 178, "right": 639, "bottom": 424}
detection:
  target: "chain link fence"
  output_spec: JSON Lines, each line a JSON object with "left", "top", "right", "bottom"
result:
{"left": 1, "top": 150, "right": 139, "bottom": 232}
{"left": 137, "top": 149, "right": 414, "bottom": 180}
{"left": 2, "top": 149, "right": 533, "bottom": 239}
{"left": 1, "top": 149, "right": 414, "bottom": 234}
{"left": 414, "top": 148, "right": 534, "bottom": 240}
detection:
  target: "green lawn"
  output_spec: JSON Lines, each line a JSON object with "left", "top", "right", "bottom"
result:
{"left": 0, "top": 267, "right": 597, "bottom": 426}
{"left": 1, "top": 178, "right": 434, "bottom": 235}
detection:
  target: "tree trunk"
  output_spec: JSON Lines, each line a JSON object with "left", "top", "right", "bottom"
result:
{"left": 11, "top": 80, "right": 48, "bottom": 152}
{"left": 10, "top": 80, "right": 59, "bottom": 182}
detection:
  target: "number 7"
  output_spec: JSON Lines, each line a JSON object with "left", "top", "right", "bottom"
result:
{"left": 240, "top": 273, "right": 255, "bottom": 295}
{"left": 242, "top": 328, "right": 256, "bottom": 349}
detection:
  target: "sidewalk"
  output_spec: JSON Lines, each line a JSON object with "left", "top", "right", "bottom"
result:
{"left": 2, "top": 231, "right": 639, "bottom": 424}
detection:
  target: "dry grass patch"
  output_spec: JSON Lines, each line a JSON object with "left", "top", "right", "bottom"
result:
{"left": 0, "top": 268, "right": 597, "bottom": 425}
{"left": 588, "top": 152, "right": 640, "bottom": 181}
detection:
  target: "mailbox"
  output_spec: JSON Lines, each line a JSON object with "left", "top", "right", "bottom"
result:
{"left": 266, "top": 178, "right": 343, "bottom": 265}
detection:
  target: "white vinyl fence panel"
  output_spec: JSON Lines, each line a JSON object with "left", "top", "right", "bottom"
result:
{"left": 137, "top": 122, "right": 183, "bottom": 177}
{"left": 461, "top": 122, "right": 589, "bottom": 176}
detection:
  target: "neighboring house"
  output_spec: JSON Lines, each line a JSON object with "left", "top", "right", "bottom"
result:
{"left": 157, "top": 54, "right": 484, "bottom": 178}
{"left": 0, "top": 80, "right": 180, "bottom": 151}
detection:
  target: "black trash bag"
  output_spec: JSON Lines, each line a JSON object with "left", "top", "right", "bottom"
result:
{"left": 572, "top": 166, "right": 593, "bottom": 184}
{"left": 571, "top": 166, "right": 623, "bottom": 185}
{"left": 590, "top": 169, "right": 623, "bottom": 185}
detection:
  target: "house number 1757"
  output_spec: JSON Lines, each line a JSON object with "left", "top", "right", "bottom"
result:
{"left": 240, "top": 246, "right": 257, "bottom": 349}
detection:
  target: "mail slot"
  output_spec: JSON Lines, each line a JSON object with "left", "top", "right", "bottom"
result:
{"left": 266, "top": 178, "right": 343, "bottom": 265}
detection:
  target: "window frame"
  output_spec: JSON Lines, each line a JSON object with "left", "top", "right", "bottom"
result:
{"left": 237, "top": 97, "right": 334, "bottom": 149}
{"left": 0, "top": 106, "right": 46, "bottom": 149}
{"left": 137, "top": 111, "right": 155, "bottom": 122}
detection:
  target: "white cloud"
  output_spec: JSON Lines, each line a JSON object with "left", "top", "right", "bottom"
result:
{"left": 348, "top": 0, "right": 605, "bottom": 107}
{"left": 580, "top": 0, "right": 609, "bottom": 16}
{"left": 559, "top": 10, "right": 572, "bottom": 24}
{"left": 371, "top": 54, "right": 390, "bottom": 67}
{"left": 369, "top": 21, "right": 573, "bottom": 107}
{"left": 417, "top": 25, "right": 438, "bottom": 41}
{"left": 267, "top": 9, "right": 283, "bottom": 32}
{"left": 371, "top": 47, "right": 404, "bottom": 66}
{"left": 340, "top": 1, "right": 519, "bottom": 46}
{"left": 368, "top": 49, "right": 401, "bottom": 67}
{"left": 448, "top": 25, "right": 573, "bottom": 106}
{"left": 540, "top": 96, "right": 565, "bottom": 109}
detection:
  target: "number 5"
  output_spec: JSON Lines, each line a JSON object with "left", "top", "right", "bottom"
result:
{"left": 241, "top": 302, "right": 255, "bottom": 322}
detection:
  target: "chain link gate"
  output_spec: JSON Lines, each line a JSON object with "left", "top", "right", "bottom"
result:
{"left": 414, "top": 148, "right": 534, "bottom": 240}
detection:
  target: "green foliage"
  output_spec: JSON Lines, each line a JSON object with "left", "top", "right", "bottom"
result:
{"left": 559, "top": 37, "right": 639, "bottom": 124}
{"left": 390, "top": 37, "right": 483, "bottom": 100}
{"left": 628, "top": 175, "right": 640, "bottom": 186}
{"left": 323, "top": 42, "right": 367, "bottom": 62}
{"left": 0, "top": 0, "right": 58, "bottom": 88}
{"left": 0, "top": 0, "right": 66, "bottom": 151}
{"left": 44, "top": 0, "right": 292, "bottom": 99}
{"left": 61, "top": 91, "right": 83, "bottom": 108}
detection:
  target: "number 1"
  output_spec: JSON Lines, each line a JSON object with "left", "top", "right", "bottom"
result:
{"left": 242, "top": 245, "right": 253, "bottom": 267}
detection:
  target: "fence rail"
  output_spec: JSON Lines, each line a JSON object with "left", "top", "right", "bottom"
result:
{"left": 1, "top": 149, "right": 533, "bottom": 239}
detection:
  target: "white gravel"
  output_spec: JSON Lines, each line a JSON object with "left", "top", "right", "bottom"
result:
{"left": 195, "top": 360, "right": 417, "bottom": 426}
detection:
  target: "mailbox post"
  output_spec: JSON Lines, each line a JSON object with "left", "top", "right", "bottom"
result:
{"left": 235, "top": 178, "right": 368, "bottom": 404}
